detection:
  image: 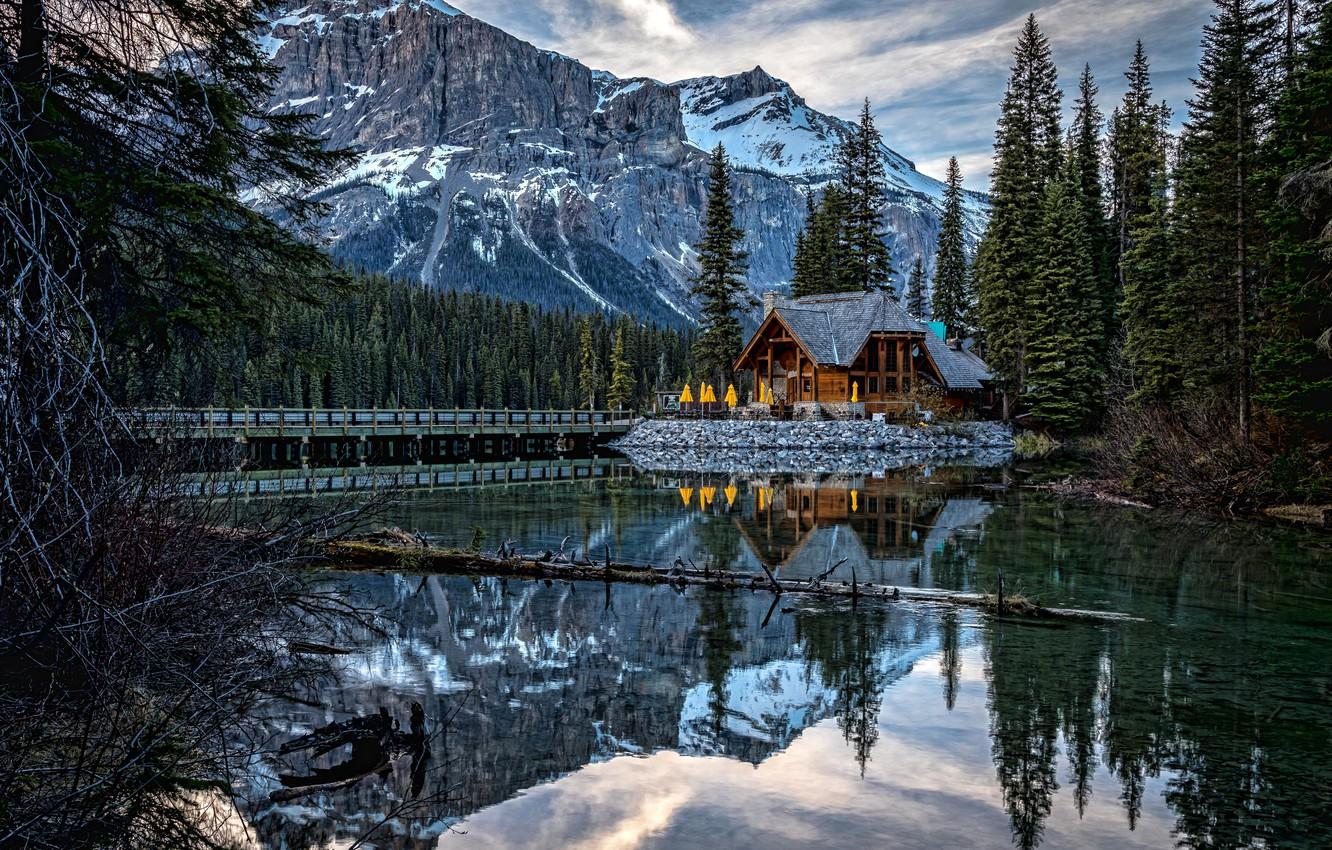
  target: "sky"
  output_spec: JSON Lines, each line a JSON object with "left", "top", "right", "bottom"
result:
{"left": 447, "top": 0, "right": 1217, "bottom": 189}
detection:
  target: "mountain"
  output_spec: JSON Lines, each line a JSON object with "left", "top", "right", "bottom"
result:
{"left": 252, "top": 0, "right": 989, "bottom": 325}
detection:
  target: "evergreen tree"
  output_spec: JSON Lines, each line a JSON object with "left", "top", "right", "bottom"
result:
{"left": 933, "top": 156, "right": 972, "bottom": 337}
{"left": 1109, "top": 43, "right": 1171, "bottom": 299}
{"left": 690, "top": 144, "right": 752, "bottom": 386}
{"left": 1121, "top": 177, "right": 1183, "bottom": 402}
{"left": 1170, "top": 0, "right": 1281, "bottom": 439}
{"left": 975, "top": 14, "right": 1064, "bottom": 418}
{"left": 607, "top": 324, "right": 636, "bottom": 410}
{"left": 836, "top": 99, "right": 896, "bottom": 291}
{"left": 905, "top": 256, "right": 929, "bottom": 319}
{"left": 578, "top": 316, "right": 600, "bottom": 410}
{"left": 1255, "top": 0, "right": 1332, "bottom": 429}
{"left": 790, "top": 193, "right": 819, "bottom": 297}
{"left": 550, "top": 369, "right": 565, "bottom": 408}
{"left": 1070, "top": 65, "right": 1116, "bottom": 358}
{"left": 1024, "top": 167, "right": 1102, "bottom": 431}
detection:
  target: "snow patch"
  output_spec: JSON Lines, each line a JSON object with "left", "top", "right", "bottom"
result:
{"left": 594, "top": 79, "right": 645, "bottom": 114}
{"left": 424, "top": 144, "right": 471, "bottom": 181}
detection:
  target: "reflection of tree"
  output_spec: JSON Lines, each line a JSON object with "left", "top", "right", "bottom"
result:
{"left": 985, "top": 617, "right": 1105, "bottom": 850}
{"left": 987, "top": 623, "right": 1061, "bottom": 850}
{"left": 797, "top": 609, "right": 892, "bottom": 777}
{"left": 695, "top": 505, "right": 744, "bottom": 573}
{"left": 939, "top": 611, "right": 961, "bottom": 711}
{"left": 1101, "top": 629, "right": 1170, "bottom": 829}
{"left": 696, "top": 589, "right": 743, "bottom": 736}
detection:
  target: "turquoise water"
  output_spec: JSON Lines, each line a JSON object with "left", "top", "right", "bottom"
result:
{"left": 244, "top": 465, "right": 1332, "bottom": 849}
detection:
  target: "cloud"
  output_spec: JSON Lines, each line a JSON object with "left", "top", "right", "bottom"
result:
{"left": 453, "top": 0, "right": 1214, "bottom": 189}
{"left": 610, "top": 0, "right": 695, "bottom": 45}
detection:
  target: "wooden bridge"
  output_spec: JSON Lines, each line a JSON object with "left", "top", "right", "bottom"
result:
{"left": 130, "top": 408, "right": 638, "bottom": 440}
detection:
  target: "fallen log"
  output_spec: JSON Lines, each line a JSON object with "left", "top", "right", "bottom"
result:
{"left": 319, "top": 540, "right": 1140, "bottom": 623}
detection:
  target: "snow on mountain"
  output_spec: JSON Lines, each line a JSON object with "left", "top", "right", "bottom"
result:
{"left": 252, "top": 0, "right": 989, "bottom": 325}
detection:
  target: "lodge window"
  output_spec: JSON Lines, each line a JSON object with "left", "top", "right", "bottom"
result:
{"left": 803, "top": 378, "right": 812, "bottom": 394}
{"left": 903, "top": 376, "right": 912, "bottom": 392}
{"left": 885, "top": 376, "right": 898, "bottom": 393}
{"left": 885, "top": 344, "right": 898, "bottom": 370}
{"left": 867, "top": 344, "right": 879, "bottom": 371}
{"left": 868, "top": 497, "right": 879, "bottom": 514}
{"left": 868, "top": 376, "right": 878, "bottom": 394}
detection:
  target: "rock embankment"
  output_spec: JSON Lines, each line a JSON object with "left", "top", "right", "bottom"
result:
{"left": 611, "top": 419, "right": 1014, "bottom": 473}
{"left": 615, "top": 419, "right": 1013, "bottom": 451}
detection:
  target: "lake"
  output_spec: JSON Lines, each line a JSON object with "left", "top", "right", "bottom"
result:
{"left": 239, "top": 459, "right": 1332, "bottom": 850}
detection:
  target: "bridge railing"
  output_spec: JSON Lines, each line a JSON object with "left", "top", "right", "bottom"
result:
{"left": 127, "top": 407, "right": 639, "bottom": 432}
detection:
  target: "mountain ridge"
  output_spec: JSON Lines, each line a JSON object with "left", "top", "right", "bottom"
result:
{"left": 253, "top": 0, "right": 988, "bottom": 325}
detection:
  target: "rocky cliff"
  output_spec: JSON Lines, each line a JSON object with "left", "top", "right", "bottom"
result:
{"left": 253, "top": 0, "right": 989, "bottom": 325}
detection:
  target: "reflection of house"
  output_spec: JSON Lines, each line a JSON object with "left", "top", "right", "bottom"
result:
{"left": 733, "top": 477, "right": 993, "bottom": 586}
{"left": 734, "top": 290, "right": 992, "bottom": 416}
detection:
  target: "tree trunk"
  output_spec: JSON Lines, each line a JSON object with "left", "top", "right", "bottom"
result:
{"left": 1236, "top": 80, "right": 1250, "bottom": 443}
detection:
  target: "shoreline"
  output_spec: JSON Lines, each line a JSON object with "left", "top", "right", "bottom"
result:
{"left": 611, "top": 418, "right": 1014, "bottom": 472}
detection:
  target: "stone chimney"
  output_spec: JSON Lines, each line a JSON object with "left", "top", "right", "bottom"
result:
{"left": 763, "top": 291, "right": 779, "bottom": 317}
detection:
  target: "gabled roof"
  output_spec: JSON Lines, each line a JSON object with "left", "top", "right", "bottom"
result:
{"left": 921, "top": 333, "right": 991, "bottom": 390}
{"left": 758, "top": 290, "right": 991, "bottom": 391}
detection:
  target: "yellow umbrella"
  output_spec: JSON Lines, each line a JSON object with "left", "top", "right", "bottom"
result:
{"left": 725, "top": 384, "right": 738, "bottom": 408}
{"left": 680, "top": 383, "right": 694, "bottom": 404}
{"left": 757, "top": 487, "right": 766, "bottom": 511}
{"left": 706, "top": 384, "right": 717, "bottom": 403}
{"left": 679, "top": 486, "right": 694, "bottom": 507}
{"left": 700, "top": 486, "right": 715, "bottom": 507}
{"left": 724, "top": 483, "right": 738, "bottom": 507}
{"left": 851, "top": 488, "right": 859, "bottom": 513}
{"left": 851, "top": 380, "right": 859, "bottom": 403}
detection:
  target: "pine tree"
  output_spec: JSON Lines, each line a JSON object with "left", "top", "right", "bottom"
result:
{"left": 905, "top": 256, "right": 929, "bottom": 319}
{"left": 578, "top": 317, "right": 600, "bottom": 409}
{"left": 550, "top": 369, "right": 565, "bottom": 408}
{"left": 1170, "top": 0, "right": 1281, "bottom": 438}
{"left": 790, "top": 193, "right": 820, "bottom": 297}
{"left": 1255, "top": 0, "right": 1332, "bottom": 428}
{"left": 1070, "top": 65, "right": 1116, "bottom": 355}
{"left": 932, "top": 156, "right": 971, "bottom": 337}
{"left": 607, "top": 324, "right": 635, "bottom": 410}
{"left": 1024, "top": 170, "right": 1100, "bottom": 431}
{"left": 809, "top": 186, "right": 850, "bottom": 295}
{"left": 690, "top": 144, "right": 752, "bottom": 386}
{"left": 836, "top": 100, "right": 896, "bottom": 291}
{"left": 1121, "top": 176, "right": 1183, "bottom": 402}
{"left": 578, "top": 319, "right": 599, "bottom": 413}
{"left": 1109, "top": 43, "right": 1171, "bottom": 300}
{"left": 975, "top": 14, "right": 1064, "bottom": 418}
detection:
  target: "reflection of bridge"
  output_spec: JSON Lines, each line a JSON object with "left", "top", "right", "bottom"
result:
{"left": 130, "top": 408, "right": 637, "bottom": 465}
{"left": 186, "top": 457, "right": 635, "bottom": 498}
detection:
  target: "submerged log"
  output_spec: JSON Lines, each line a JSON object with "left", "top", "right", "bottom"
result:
{"left": 320, "top": 540, "right": 1140, "bottom": 624}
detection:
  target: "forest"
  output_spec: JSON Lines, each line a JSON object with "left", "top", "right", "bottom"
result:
{"left": 967, "top": 4, "right": 1332, "bottom": 509}
{"left": 116, "top": 273, "right": 695, "bottom": 412}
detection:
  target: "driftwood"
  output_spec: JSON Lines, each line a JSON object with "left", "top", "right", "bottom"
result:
{"left": 322, "top": 540, "right": 1139, "bottom": 623}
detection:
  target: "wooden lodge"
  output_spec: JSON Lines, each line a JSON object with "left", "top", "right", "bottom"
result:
{"left": 734, "top": 291, "right": 993, "bottom": 417}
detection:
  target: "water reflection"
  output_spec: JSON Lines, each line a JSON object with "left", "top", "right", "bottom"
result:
{"left": 241, "top": 468, "right": 1332, "bottom": 850}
